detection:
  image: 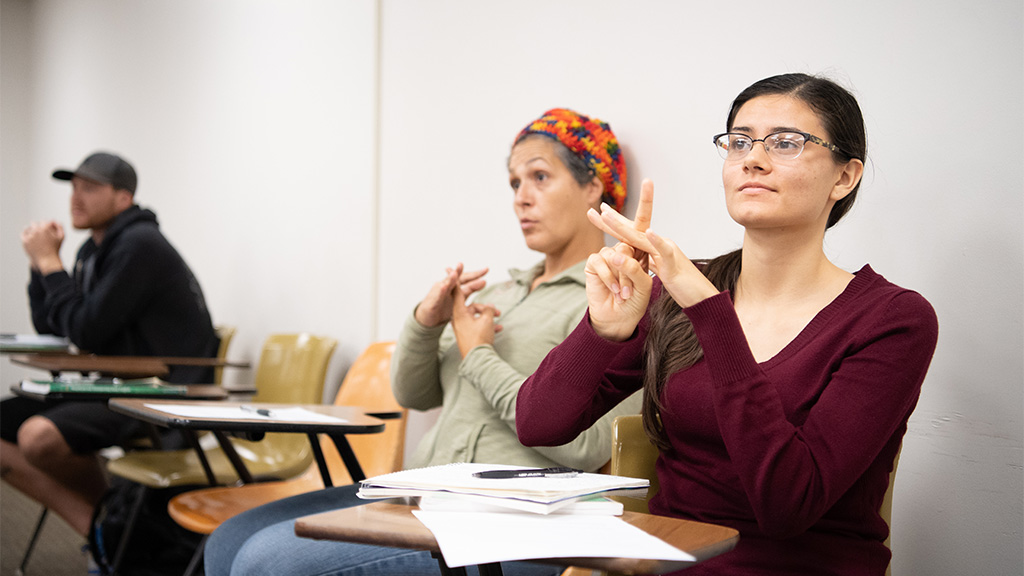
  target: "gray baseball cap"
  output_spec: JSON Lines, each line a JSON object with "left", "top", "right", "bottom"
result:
{"left": 52, "top": 152, "right": 137, "bottom": 194}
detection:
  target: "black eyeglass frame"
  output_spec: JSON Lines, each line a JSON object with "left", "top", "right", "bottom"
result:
{"left": 712, "top": 130, "right": 841, "bottom": 160}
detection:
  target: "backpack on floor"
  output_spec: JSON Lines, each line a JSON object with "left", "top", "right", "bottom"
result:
{"left": 87, "top": 477, "right": 204, "bottom": 576}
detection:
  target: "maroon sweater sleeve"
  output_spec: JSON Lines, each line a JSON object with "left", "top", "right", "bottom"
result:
{"left": 685, "top": 289, "right": 938, "bottom": 538}
{"left": 516, "top": 308, "right": 648, "bottom": 447}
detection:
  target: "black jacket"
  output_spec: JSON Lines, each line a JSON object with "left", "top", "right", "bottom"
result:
{"left": 29, "top": 205, "right": 218, "bottom": 383}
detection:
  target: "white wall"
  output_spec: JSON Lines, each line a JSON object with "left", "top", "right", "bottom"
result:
{"left": 1, "top": 0, "right": 1020, "bottom": 574}
{"left": 1, "top": 0, "right": 379, "bottom": 398}
{"left": 0, "top": 0, "right": 36, "bottom": 387}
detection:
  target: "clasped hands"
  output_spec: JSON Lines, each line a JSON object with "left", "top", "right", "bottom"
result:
{"left": 415, "top": 263, "right": 503, "bottom": 359}
{"left": 21, "top": 220, "right": 65, "bottom": 275}
{"left": 585, "top": 179, "right": 718, "bottom": 342}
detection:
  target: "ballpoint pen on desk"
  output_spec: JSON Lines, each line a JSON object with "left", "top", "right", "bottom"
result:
{"left": 240, "top": 405, "right": 274, "bottom": 417}
{"left": 473, "top": 466, "right": 582, "bottom": 479}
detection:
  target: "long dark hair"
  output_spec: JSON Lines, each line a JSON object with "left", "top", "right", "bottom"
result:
{"left": 641, "top": 73, "right": 867, "bottom": 449}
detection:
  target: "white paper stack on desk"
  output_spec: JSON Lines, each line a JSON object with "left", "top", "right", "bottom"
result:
{"left": 356, "top": 462, "right": 649, "bottom": 515}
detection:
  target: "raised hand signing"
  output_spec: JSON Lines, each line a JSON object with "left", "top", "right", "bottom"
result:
{"left": 584, "top": 179, "right": 718, "bottom": 341}
{"left": 414, "top": 263, "right": 489, "bottom": 328}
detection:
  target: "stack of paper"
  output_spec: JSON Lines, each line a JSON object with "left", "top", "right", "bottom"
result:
{"left": 357, "top": 462, "right": 648, "bottom": 515}
{"left": 0, "top": 333, "right": 71, "bottom": 353}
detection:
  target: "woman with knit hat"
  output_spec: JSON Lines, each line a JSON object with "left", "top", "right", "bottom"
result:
{"left": 205, "top": 108, "right": 641, "bottom": 576}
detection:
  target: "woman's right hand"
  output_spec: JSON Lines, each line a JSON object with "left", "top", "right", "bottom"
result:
{"left": 583, "top": 179, "right": 655, "bottom": 341}
{"left": 588, "top": 179, "right": 719, "bottom": 313}
{"left": 414, "top": 263, "right": 489, "bottom": 328}
{"left": 585, "top": 244, "right": 653, "bottom": 341}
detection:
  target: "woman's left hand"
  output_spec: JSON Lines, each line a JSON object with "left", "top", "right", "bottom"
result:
{"left": 450, "top": 284, "right": 503, "bottom": 358}
{"left": 588, "top": 179, "right": 719, "bottom": 309}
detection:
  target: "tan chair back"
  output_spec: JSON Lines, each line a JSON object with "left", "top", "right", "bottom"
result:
{"left": 608, "top": 414, "right": 660, "bottom": 514}
{"left": 252, "top": 333, "right": 337, "bottom": 404}
{"left": 320, "top": 341, "right": 406, "bottom": 484}
{"left": 213, "top": 325, "right": 237, "bottom": 385}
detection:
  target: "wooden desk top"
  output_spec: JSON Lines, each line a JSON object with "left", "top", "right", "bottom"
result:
{"left": 294, "top": 501, "right": 739, "bottom": 575}
{"left": 108, "top": 399, "right": 385, "bottom": 435}
{"left": 10, "top": 382, "right": 229, "bottom": 402}
{"left": 9, "top": 353, "right": 250, "bottom": 378}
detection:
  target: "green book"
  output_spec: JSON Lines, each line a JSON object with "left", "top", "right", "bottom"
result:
{"left": 20, "top": 377, "right": 187, "bottom": 396}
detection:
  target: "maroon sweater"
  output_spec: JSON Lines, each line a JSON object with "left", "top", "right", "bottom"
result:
{"left": 517, "top": 265, "right": 938, "bottom": 575}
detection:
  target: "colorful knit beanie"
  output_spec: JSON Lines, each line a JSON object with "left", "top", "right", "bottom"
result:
{"left": 515, "top": 108, "right": 627, "bottom": 212}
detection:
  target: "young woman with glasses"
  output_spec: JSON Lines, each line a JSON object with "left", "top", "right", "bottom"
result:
{"left": 516, "top": 73, "right": 939, "bottom": 575}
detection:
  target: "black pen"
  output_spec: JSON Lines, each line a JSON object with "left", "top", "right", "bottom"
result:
{"left": 240, "top": 405, "right": 274, "bottom": 417}
{"left": 473, "top": 466, "right": 582, "bottom": 479}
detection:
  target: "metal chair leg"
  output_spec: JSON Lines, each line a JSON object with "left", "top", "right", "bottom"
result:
{"left": 109, "top": 485, "right": 148, "bottom": 576}
{"left": 15, "top": 507, "right": 48, "bottom": 576}
{"left": 181, "top": 534, "right": 207, "bottom": 576}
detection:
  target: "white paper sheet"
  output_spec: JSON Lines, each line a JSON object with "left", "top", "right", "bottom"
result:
{"left": 411, "top": 509, "right": 696, "bottom": 568}
{"left": 142, "top": 404, "right": 348, "bottom": 423}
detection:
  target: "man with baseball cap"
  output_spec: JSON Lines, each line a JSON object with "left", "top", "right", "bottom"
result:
{"left": 0, "top": 151, "right": 219, "bottom": 539}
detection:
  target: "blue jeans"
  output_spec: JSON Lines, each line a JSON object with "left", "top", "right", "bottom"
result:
{"left": 205, "top": 484, "right": 562, "bottom": 576}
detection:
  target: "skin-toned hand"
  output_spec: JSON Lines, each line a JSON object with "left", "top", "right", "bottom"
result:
{"left": 450, "top": 282, "right": 503, "bottom": 358}
{"left": 21, "top": 221, "right": 65, "bottom": 275}
{"left": 586, "top": 179, "right": 719, "bottom": 330}
{"left": 582, "top": 179, "right": 654, "bottom": 341}
{"left": 584, "top": 243, "right": 653, "bottom": 341}
{"left": 414, "top": 263, "right": 490, "bottom": 328}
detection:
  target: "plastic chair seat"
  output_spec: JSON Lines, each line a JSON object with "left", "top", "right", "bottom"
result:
{"left": 169, "top": 466, "right": 324, "bottom": 533}
{"left": 106, "top": 433, "right": 313, "bottom": 488}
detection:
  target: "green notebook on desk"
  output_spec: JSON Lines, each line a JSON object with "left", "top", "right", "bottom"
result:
{"left": 20, "top": 377, "right": 188, "bottom": 396}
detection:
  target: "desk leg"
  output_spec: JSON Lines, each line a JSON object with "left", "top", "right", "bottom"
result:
{"left": 183, "top": 430, "right": 217, "bottom": 485}
{"left": 325, "top": 433, "right": 365, "bottom": 482}
{"left": 308, "top": 433, "right": 333, "bottom": 487}
{"left": 478, "top": 564, "right": 505, "bottom": 576}
{"left": 211, "top": 430, "right": 254, "bottom": 483}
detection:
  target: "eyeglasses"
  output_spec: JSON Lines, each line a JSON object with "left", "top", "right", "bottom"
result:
{"left": 712, "top": 131, "right": 840, "bottom": 161}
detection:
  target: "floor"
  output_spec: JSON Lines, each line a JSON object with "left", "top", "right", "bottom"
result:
{"left": 1, "top": 481, "right": 84, "bottom": 576}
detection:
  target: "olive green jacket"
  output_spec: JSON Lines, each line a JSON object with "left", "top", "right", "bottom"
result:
{"left": 392, "top": 260, "right": 642, "bottom": 471}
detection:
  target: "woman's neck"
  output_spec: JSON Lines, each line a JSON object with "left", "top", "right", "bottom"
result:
{"left": 533, "top": 231, "right": 604, "bottom": 290}
{"left": 735, "top": 226, "right": 847, "bottom": 304}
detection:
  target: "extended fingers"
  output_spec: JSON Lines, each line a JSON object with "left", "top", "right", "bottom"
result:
{"left": 633, "top": 179, "right": 654, "bottom": 233}
{"left": 459, "top": 267, "right": 488, "bottom": 283}
{"left": 451, "top": 266, "right": 488, "bottom": 297}
{"left": 590, "top": 204, "right": 656, "bottom": 255}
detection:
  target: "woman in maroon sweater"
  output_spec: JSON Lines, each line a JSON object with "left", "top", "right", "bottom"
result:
{"left": 516, "top": 73, "right": 938, "bottom": 575}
